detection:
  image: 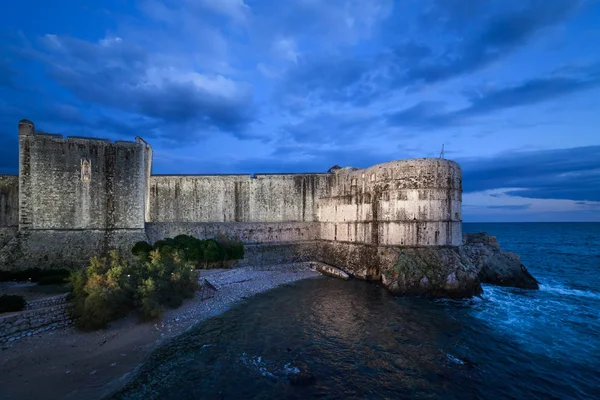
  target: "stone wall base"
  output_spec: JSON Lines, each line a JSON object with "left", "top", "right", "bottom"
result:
{"left": 0, "top": 229, "right": 148, "bottom": 271}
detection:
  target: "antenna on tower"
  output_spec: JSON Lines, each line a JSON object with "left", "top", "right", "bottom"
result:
{"left": 439, "top": 144, "right": 445, "bottom": 159}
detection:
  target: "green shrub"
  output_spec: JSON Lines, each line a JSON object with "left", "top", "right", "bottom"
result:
{"left": 143, "top": 234, "right": 245, "bottom": 268}
{"left": 132, "top": 241, "right": 153, "bottom": 260}
{"left": 0, "top": 295, "right": 26, "bottom": 313}
{"left": 70, "top": 250, "right": 199, "bottom": 330}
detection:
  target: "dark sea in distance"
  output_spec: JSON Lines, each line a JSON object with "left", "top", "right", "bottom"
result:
{"left": 113, "top": 223, "right": 600, "bottom": 400}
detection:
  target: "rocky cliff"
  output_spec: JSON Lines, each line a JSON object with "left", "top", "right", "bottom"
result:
{"left": 462, "top": 232, "right": 539, "bottom": 289}
{"left": 376, "top": 232, "right": 539, "bottom": 297}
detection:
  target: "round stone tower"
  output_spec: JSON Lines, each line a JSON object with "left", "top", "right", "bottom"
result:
{"left": 342, "top": 157, "right": 462, "bottom": 246}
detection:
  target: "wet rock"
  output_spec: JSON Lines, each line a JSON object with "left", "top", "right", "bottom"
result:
{"left": 289, "top": 371, "right": 317, "bottom": 386}
{"left": 379, "top": 247, "right": 483, "bottom": 298}
{"left": 462, "top": 233, "right": 539, "bottom": 290}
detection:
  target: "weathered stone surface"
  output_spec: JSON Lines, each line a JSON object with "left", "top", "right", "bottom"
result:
{"left": 462, "top": 232, "right": 539, "bottom": 289}
{"left": 379, "top": 247, "right": 482, "bottom": 298}
{"left": 317, "top": 241, "right": 380, "bottom": 280}
{"left": 0, "top": 175, "right": 18, "bottom": 229}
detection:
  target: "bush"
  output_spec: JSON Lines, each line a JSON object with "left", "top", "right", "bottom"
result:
{"left": 138, "top": 234, "right": 245, "bottom": 268}
{"left": 70, "top": 250, "right": 199, "bottom": 330}
{"left": 132, "top": 241, "right": 153, "bottom": 260}
{"left": 0, "top": 295, "right": 26, "bottom": 313}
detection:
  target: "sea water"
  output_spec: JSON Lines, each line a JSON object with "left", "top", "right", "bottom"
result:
{"left": 114, "top": 223, "right": 600, "bottom": 400}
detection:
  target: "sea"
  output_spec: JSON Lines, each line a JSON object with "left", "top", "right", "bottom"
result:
{"left": 113, "top": 223, "right": 600, "bottom": 400}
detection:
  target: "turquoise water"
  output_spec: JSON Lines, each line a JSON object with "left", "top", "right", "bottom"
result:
{"left": 114, "top": 223, "right": 600, "bottom": 400}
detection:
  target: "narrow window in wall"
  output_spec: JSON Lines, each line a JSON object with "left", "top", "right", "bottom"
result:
{"left": 455, "top": 212, "right": 459, "bottom": 220}
{"left": 81, "top": 159, "right": 91, "bottom": 183}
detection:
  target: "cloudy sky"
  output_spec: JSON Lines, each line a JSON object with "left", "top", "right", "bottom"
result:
{"left": 1, "top": 0, "right": 599, "bottom": 222}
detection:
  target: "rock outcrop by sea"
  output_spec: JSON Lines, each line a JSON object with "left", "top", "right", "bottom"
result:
{"left": 378, "top": 232, "right": 539, "bottom": 298}
{"left": 462, "top": 232, "right": 539, "bottom": 290}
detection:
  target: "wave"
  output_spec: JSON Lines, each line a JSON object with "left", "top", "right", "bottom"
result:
{"left": 539, "top": 284, "right": 600, "bottom": 300}
{"left": 240, "top": 353, "right": 300, "bottom": 379}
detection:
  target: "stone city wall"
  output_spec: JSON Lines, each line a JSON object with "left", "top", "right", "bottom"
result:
{"left": 0, "top": 227, "right": 17, "bottom": 250}
{"left": 0, "top": 175, "right": 18, "bottom": 228}
{"left": 148, "top": 174, "right": 332, "bottom": 223}
{"left": 1, "top": 119, "right": 464, "bottom": 273}
{"left": 0, "top": 229, "right": 148, "bottom": 271}
{"left": 146, "top": 222, "right": 319, "bottom": 244}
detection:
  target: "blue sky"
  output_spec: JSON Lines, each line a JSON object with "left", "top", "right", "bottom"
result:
{"left": 0, "top": 0, "right": 599, "bottom": 222}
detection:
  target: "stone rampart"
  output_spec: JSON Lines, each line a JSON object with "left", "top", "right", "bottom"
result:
{"left": 0, "top": 175, "right": 18, "bottom": 228}
{"left": 148, "top": 174, "right": 331, "bottom": 223}
{"left": 146, "top": 222, "right": 319, "bottom": 244}
{"left": 1, "top": 119, "right": 464, "bottom": 276}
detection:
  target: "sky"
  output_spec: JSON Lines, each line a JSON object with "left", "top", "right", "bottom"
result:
{"left": 0, "top": 0, "right": 599, "bottom": 222}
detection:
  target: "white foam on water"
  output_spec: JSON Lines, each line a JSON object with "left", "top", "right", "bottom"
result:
{"left": 240, "top": 353, "right": 302, "bottom": 379}
{"left": 446, "top": 354, "right": 465, "bottom": 365}
{"left": 283, "top": 363, "right": 300, "bottom": 375}
{"left": 539, "top": 284, "right": 600, "bottom": 300}
{"left": 240, "top": 353, "right": 276, "bottom": 378}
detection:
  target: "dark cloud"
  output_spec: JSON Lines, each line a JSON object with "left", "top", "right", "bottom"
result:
{"left": 280, "top": 0, "right": 585, "bottom": 108}
{"left": 386, "top": 101, "right": 453, "bottom": 128}
{"left": 459, "top": 146, "right": 600, "bottom": 201}
{"left": 279, "top": 55, "right": 375, "bottom": 106}
{"left": 487, "top": 204, "right": 532, "bottom": 210}
{"left": 37, "top": 35, "right": 255, "bottom": 140}
{"left": 280, "top": 111, "right": 379, "bottom": 144}
{"left": 407, "top": 0, "right": 581, "bottom": 85}
{"left": 387, "top": 68, "right": 600, "bottom": 129}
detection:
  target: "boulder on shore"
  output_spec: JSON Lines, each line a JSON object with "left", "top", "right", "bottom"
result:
{"left": 462, "top": 232, "right": 539, "bottom": 290}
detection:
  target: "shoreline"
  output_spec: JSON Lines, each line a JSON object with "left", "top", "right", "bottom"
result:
{"left": 0, "top": 264, "right": 322, "bottom": 400}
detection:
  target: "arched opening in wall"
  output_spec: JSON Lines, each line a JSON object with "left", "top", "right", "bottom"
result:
{"left": 435, "top": 230, "right": 440, "bottom": 244}
{"left": 455, "top": 212, "right": 459, "bottom": 220}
